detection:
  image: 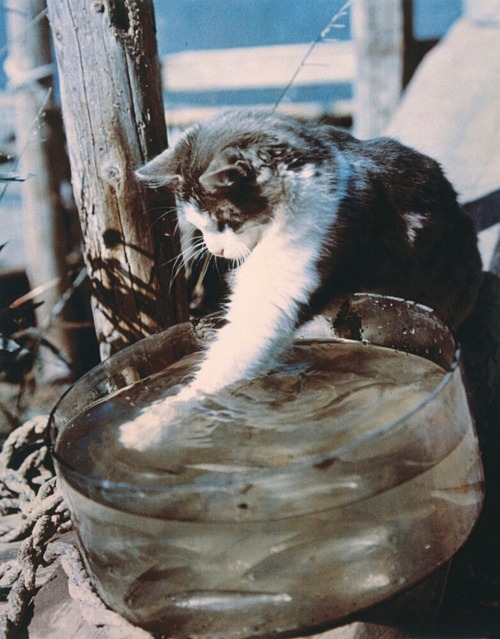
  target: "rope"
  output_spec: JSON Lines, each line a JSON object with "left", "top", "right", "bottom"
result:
{"left": 0, "top": 416, "right": 155, "bottom": 639}
{"left": 46, "top": 541, "right": 153, "bottom": 639}
{"left": 0, "top": 415, "right": 58, "bottom": 529}
{"left": 0, "top": 416, "right": 70, "bottom": 638}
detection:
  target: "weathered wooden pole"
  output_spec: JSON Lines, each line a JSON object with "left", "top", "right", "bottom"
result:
{"left": 4, "top": 0, "right": 76, "bottom": 374}
{"left": 46, "top": 0, "right": 188, "bottom": 359}
{"left": 352, "top": 0, "right": 404, "bottom": 139}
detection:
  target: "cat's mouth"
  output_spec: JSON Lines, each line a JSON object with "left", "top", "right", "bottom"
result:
{"left": 207, "top": 245, "right": 252, "bottom": 262}
{"left": 202, "top": 226, "right": 262, "bottom": 262}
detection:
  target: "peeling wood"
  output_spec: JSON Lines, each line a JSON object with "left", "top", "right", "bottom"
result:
{"left": 46, "top": 0, "right": 188, "bottom": 359}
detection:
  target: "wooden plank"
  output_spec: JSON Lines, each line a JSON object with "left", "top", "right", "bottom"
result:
{"left": 165, "top": 100, "right": 353, "bottom": 130}
{"left": 3, "top": 0, "right": 78, "bottom": 371}
{"left": 351, "top": 0, "right": 404, "bottom": 138}
{"left": 162, "top": 41, "right": 355, "bottom": 93}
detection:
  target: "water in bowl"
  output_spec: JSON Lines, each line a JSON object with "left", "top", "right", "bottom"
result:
{"left": 54, "top": 339, "right": 483, "bottom": 638}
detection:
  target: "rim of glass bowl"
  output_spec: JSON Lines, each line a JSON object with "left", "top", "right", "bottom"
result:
{"left": 48, "top": 293, "right": 461, "bottom": 495}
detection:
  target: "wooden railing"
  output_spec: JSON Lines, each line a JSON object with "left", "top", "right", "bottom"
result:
{"left": 161, "top": 41, "right": 355, "bottom": 127}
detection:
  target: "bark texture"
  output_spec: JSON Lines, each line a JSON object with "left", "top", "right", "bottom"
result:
{"left": 46, "top": 0, "right": 188, "bottom": 359}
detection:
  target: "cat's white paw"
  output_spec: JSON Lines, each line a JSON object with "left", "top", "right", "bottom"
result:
{"left": 118, "top": 398, "right": 177, "bottom": 450}
{"left": 119, "top": 386, "right": 202, "bottom": 451}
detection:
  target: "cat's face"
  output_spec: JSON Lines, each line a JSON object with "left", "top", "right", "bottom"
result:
{"left": 135, "top": 109, "right": 330, "bottom": 262}
{"left": 137, "top": 109, "right": 333, "bottom": 262}
{"left": 178, "top": 146, "right": 274, "bottom": 260}
{"left": 137, "top": 132, "right": 280, "bottom": 261}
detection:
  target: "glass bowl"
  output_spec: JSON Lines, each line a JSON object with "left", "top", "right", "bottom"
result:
{"left": 49, "top": 294, "right": 484, "bottom": 639}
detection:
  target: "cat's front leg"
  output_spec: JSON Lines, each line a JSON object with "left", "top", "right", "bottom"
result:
{"left": 119, "top": 384, "right": 203, "bottom": 450}
{"left": 120, "top": 230, "right": 322, "bottom": 450}
{"left": 189, "top": 230, "right": 322, "bottom": 393}
{"left": 119, "top": 321, "right": 274, "bottom": 452}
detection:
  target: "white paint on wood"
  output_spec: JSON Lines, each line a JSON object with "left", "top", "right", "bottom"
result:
{"left": 351, "top": 0, "right": 404, "bottom": 139}
{"left": 165, "top": 100, "right": 353, "bottom": 130}
{"left": 162, "top": 41, "right": 355, "bottom": 92}
{"left": 3, "top": 0, "right": 74, "bottom": 374}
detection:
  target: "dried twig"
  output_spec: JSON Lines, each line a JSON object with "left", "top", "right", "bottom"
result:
{"left": 273, "top": 0, "right": 353, "bottom": 109}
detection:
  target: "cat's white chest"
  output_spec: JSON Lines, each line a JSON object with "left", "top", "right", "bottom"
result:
{"left": 227, "top": 224, "right": 320, "bottom": 325}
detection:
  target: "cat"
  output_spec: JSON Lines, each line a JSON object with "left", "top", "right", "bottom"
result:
{"left": 119, "top": 108, "right": 482, "bottom": 449}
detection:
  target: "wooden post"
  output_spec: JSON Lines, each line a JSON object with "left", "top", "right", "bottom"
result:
{"left": 46, "top": 0, "right": 188, "bottom": 359}
{"left": 4, "top": 0, "right": 76, "bottom": 375}
{"left": 352, "top": 0, "right": 404, "bottom": 139}
{"left": 464, "top": 0, "right": 500, "bottom": 23}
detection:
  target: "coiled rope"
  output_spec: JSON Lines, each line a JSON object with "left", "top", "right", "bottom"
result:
{"left": 0, "top": 416, "right": 153, "bottom": 639}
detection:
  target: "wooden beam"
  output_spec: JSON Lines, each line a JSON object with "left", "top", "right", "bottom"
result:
{"left": 46, "top": 0, "right": 189, "bottom": 358}
{"left": 162, "top": 42, "right": 355, "bottom": 92}
{"left": 4, "top": 0, "right": 76, "bottom": 374}
{"left": 352, "top": 0, "right": 404, "bottom": 139}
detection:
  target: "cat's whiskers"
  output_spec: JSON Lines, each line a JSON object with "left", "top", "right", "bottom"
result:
{"left": 230, "top": 244, "right": 252, "bottom": 270}
{"left": 148, "top": 206, "right": 181, "bottom": 230}
{"left": 192, "top": 252, "right": 213, "bottom": 302}
{"left": 212, "top": 254, "right": 225, "bottom": 278}
{"left": 177, "top": 235, "right": 206, "bottom": 260}
{"left": 181, "top": 241, "right": 207, "bottom": 271}
{"left": 169, "top": 237, "right": 207, "bottom": 287}
{"left": 169, "top": 255, "right": 187, "bottom": 293}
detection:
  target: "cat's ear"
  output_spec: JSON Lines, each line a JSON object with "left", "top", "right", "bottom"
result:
{"left": 135, "top": 148, "right": 181, "bottom": 188}
{"left": 199, "top": 150, "right": 254, "bottom": 192}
